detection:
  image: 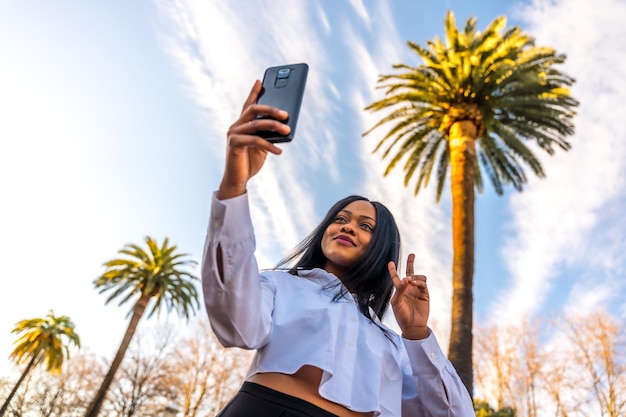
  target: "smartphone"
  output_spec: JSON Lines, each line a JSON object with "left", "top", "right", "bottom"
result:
{"left": 255, "top": 63, "right": 308, "bottom": 143}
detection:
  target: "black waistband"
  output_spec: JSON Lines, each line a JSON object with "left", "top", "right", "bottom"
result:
{"left": 239, "top": 381, "right": 339, "bottom": 417}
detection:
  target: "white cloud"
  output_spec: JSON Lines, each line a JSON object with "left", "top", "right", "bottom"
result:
{"left": 152, "top": 0, "right": 458, "bottom": 342}
{"left": 315, "top": 2, "right": 332, "bottom": 35}
{"left": 340, "top": 2, "right": 454, "bottom": 340}
{"left": 493, "top": 0, "right": 626, "bottom": 323}
{"left": 152, "top": 0, "right": 626, "bottom": 348}
{"left": 348, "top": 0, "right": 371, "bottom": 28}
{"left": 152, "top": 1, "right": 339, "bottom": 262}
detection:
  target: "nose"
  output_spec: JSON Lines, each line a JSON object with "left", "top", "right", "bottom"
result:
{"left": 340, "top": 223, "right": 356, "bottom": 235}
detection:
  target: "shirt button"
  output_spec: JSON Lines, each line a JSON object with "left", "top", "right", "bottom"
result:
{"left": 348, "top": 341, "right": 355, "bottom": 348}
{"left": 430, "top": 352, "right": 437, "bottom": 360}
{"left": 213, "top": 219, "right": 223, "bottom": 228}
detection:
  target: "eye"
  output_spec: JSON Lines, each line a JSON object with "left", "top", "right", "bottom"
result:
{"left": 360, "top": 223, "right": 374, "bottom": 232}
{"left": 334, "top": 215, "right": 348, "bottom": 223}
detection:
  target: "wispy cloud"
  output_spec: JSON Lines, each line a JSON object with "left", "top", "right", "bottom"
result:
{"left": 152, "top": 1, "right": 340, "bottom": 264}
{"left": 334, "top": 1, "right": 454, "bottom": 335}
{"left": 493, "top": 0, "right": 626, "bottom": 322}
{"left": 348, "top": 0, "right": 371, "bottom": 28}
{"left": 153, "top": 0, "right": 457, "bottom": 338}
{"left": 153, "top": 0, "right": 626, "bottom": 341}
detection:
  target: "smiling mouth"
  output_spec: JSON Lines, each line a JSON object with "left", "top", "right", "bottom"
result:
{"left": 334, "top": 235, "right": 355, "bottom": 246}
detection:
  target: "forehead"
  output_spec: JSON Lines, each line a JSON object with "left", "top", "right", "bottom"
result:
{"left": 339, "top": 200, "right": 376, "bottom": 221}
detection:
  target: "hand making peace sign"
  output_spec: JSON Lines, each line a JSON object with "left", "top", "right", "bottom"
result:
{"left": 388, "top": 253, "right": 430, "bottom": 340}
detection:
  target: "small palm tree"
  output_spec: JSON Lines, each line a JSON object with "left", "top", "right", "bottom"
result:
{"left": 84, "top": 236, "right": 199, "bottom": 417}
{"left": 0, "top": 311, "right": 80, "bottom": 416}
{"left": 363, "top": 11, "right": 578, "bottom": 396}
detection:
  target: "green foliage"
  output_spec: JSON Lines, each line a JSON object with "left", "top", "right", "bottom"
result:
{"left": 1, "top": 311, "right": 81, "bottom": 415}
{"left": 364, "top": 10, "right": 579, "bottom": 201}
{"left": 94, "top": 236, "right": 199, "bottom": 320}
{"left": 85, "top": 236, "right": 199, "bottom": 417}
{"left": 9, "top": 310, "right": 80, "bottom": 374}
{"left": 474, "top": 399, "right": 515, "bottom": 417}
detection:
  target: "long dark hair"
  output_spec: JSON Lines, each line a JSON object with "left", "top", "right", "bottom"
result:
{"left": 275, "top": 195, "right": 401, "bottom": 323}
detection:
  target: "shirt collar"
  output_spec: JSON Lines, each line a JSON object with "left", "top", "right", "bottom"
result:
{"left": 296, "top": 268, "right": 357, "bottom": 301}
{"left": 296, "top": 267, "right": 340, "bottom": 284}
{"left": 296, "top": 268, "right": 391, "bottom": 328}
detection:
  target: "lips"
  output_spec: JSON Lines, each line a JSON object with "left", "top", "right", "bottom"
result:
{"left": 334, "top": 234, "right": 356, "bottom": 246}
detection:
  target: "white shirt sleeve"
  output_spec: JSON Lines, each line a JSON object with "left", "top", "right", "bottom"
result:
{"left": 201, "top": 192, "right": 274, "bottom": 349}
{"left": 201, "top": 191, "right": 474, "bottom": 416}
{"left": 401, "top": 331, "right": 475, "bottom": 416}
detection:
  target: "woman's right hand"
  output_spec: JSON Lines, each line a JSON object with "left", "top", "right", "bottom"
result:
{"left": 218, "top": 80, "right": 291, "bottom": 200}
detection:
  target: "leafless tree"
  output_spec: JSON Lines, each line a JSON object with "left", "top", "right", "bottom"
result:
{"left": 509, "top": 319, "right": 545, "bottom": 417}
{"left": 0, "top": 349, "right": 104, "bottom": 417}
{"left": 164, "top": 318, "right": 253, "bottom": 416}
{"left": 0, "top": 367, "right": 32, "bottom": 417}
{"left": 475, "top": 310, "right": 626, "bottom": 417}
{"left": 35, "top": 350, "right": 105, "bottom": 417}
{"left": 91, "top": 318, "right": 252, "bottom": 416}
{"left": 106, "top": 326, "right": 178, "bottom": 417}
{"left": 539, "top": 341, "right": 582, "bottom": 417}
{"left": 558, "top": 310, "right": 626, "bottom": 417}
{"left": 474, "top": 322, "right": 515, "bottom": 409}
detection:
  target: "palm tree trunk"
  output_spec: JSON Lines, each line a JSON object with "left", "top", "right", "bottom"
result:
{"left": 84, "top": 296, "right": 149, "bottom": 417}
{"left": 447, "top": 120, "right": 477, "bottom": 397}
{"left": 0, "top": 354, "right": 39, "bottom": 416}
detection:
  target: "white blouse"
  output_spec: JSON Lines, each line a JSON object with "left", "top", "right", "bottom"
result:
{"left": 202, "top": 192, "right": 474, "bottom": 417}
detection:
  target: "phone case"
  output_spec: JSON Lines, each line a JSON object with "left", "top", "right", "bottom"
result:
{"left": 256, "top": 63, "right": 309, "bottom": 143}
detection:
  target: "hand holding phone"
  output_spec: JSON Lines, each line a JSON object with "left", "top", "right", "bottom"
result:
{"left": 255, "top": 63, "right": 308, "bottom": 143}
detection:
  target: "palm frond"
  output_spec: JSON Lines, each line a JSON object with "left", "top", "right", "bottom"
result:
{"left": 93, "top": 236, "right": 199, "bottom": 320}
{"left": 363, "top": 10, "right": 578, "bottom": 198}
{"left": 9, "top": 311, "right": 80, "bottom": 373}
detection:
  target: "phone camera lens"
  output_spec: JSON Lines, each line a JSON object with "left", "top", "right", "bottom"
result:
{"left": 277, "top": 68, "right": 291, "bottom": 79}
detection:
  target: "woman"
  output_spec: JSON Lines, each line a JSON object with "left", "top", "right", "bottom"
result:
{"left": 201, "top": 80, "right": 474, "bottom": 416}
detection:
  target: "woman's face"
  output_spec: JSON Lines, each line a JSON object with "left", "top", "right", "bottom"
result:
{"left": 321, "top": 200, "right": 377, "bottom": 278}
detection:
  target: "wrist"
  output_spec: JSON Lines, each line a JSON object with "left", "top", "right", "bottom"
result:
{"left": 218, "top": 182, "right": 247, "bottom": 200}
{"left": 402, "top": 326, "right": 429, "bottom": 340}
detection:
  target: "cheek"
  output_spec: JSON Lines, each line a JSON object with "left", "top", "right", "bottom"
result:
{"left": 322, "top": 224, "right": 339, "bottom": 241}
{"left": 320, "top": 228, "right": 334, "bottom": 252}
{"left": 361, "top": 234, "right": 374, "bottom": 252}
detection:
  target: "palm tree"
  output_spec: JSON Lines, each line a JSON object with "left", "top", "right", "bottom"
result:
{"left": 84, "top": 236, "right": 199, "bottom": 417}
{"left": 0, "top": 311, "right": 80, "bottom": 416}
{"left": 363, "top": 10, "right": 578, "bottom": 396}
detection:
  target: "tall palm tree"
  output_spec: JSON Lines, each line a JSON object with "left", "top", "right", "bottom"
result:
{"left": 84, "top": 236, "right": 199, "bottom": 417}
{"left": 363, "top": 10, "right": 578, "bottom": 396}
{"left": 0, "top": 311, "right": 80, "bottom": 416}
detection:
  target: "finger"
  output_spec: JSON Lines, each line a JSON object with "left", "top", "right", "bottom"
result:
{"left": 405, "top": 253, "right": 416, "bottom": 277}
{"left": 241, "top": 80, "right": 263, "bottom": 114}
{"left": 228, "top": 132, "right": 283, "bottom": 155}
{"left": 408, "top": 274, "right": 428, "bottom": 294}
{"left": 246, "top": 117, "right": 291, "bottom": 136}
{"left": 251, "top": 104, "right": 289, "bottom": 121}
{"left": 254, "top": 137, "right": 283, "bottom": 155}
{"left": 410, "top": 274, "right": 426, "bottom": 283}
{"left": 408, "top": 274, "right": 426, "bottom": 285}
{"left": 388, "top": 261, "right": 403, "bottom": 289}
{"left": 235, "top": 104, "right": 289, "bottom": 139}
{"left": 409, "top": 280, "right": 427, "bottom": 292}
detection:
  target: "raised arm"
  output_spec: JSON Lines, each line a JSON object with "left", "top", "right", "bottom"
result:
{"left": 202, "top": 81, "right": 290, "bottom": 349}
{"left": 389, "top": 254, "right": 474, "bottom": 415}
{"left": 217, "top": 80, "right": 290, "bottom": 200}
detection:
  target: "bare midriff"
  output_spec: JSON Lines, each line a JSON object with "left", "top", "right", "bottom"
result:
{"left": 248, "top": 365, "right": 374, "bottom": 417}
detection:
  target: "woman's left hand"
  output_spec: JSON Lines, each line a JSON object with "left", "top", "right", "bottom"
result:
{"left": 388, "top": 253, "right": 430, "bottom": 340}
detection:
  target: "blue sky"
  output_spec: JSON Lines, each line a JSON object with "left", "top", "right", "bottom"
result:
{"left": 1, "top": 0, "right": 625, "bottom": 370}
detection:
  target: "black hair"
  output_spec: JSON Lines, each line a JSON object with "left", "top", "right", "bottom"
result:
{"left": 275, "top": 195, "right": 401, "bottom": 323}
